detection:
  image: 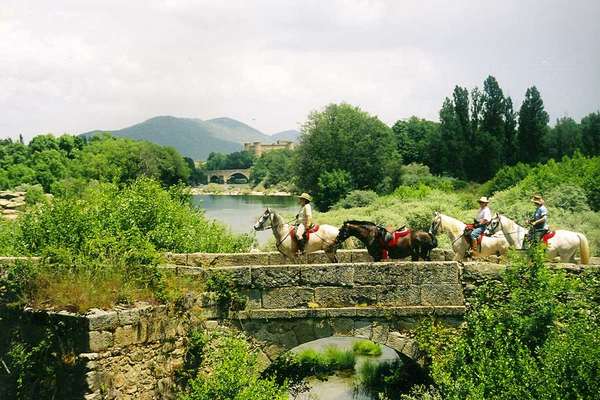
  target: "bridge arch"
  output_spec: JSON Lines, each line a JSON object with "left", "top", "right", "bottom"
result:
{"left": 226, "top": 172, "right": 250, "bottom": 184}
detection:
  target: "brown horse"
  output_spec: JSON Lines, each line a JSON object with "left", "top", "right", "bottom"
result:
{"left": 335, "top": 220, "right": 437, "bottom": 261}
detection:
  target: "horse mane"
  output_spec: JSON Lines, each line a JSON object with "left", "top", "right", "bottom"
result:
{"left": 344, "top": 220, "right": 377, "bottom": 226}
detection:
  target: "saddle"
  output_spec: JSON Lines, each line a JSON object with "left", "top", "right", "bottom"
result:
{"left": 378, "top": 226, "right": 411, "bottom": 259}
{"left": 542, "top": 231, "right": 556, "bottom": 244}
{"left": 290, "top": 224, "right": 319, "bottom": 243}
{"left": 463, "top": 224, "right": 485, "bottom": 247}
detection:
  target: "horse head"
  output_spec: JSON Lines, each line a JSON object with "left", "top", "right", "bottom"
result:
{"left": 429, "top": 211, "right": 442, "bottom": 235}
{"left": 253, "top": 208, "right": 272, "bottom": 231}
{"left": 335, "top": 220, "right": 377, "bottom": 246}
{"left": 485, "top": 213, "right": 502, "bottom": 236}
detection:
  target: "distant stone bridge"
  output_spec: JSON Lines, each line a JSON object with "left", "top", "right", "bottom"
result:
{"left": 206, "top": 168, "right": 251, "bottom": 183}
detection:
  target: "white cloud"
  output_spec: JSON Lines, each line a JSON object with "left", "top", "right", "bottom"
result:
{"left": 1, "top": 0, "right": 599, "bottom": 140}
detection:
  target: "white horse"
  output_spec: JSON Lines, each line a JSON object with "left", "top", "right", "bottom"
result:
{"left": 253, "top": 208, "right": 340, "bottom": 262}
{"left": 485, "top": 213, "right": 590, "bottom": 264}
{"left": 429, "top": 211, "right": 510, "bottom": 261}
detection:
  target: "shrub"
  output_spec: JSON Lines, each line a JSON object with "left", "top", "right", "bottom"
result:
{"left": 315, "top": 169, "right": 352, "bottom": 210}
{"left": 412, "top": 249, "right": 600, "bottom": 399}
{"left": 179, "top": 331, "right": 287, "bottom": 400}
{"left": 545, "top": 184, "right": 590, "bottom": 212}
{"left": 352, "top": 340, "right": 382, "bottom": 356}
{"left": 335, "top": 190, "right": 378, "bottom": 209}
{"left": 483, "top": 162, "right": 530, "bottom": 195}
{"left": 205, "top": 272, "right": 247, "bottom": 311}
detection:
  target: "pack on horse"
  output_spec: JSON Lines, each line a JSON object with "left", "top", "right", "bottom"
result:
{"left": 485, "top": 213, "right": 590, "bottom": 264}
{"left": 335, "top": 220, "right": 437, "bottom": 261}
{"left": 253, "top": 208, "right": 340, "bottom": 262}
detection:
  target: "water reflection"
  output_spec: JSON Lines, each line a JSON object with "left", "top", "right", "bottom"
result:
{"left": 291, "top": 337, "right": 400, "bottom": 400}
{"left": 192, "top": 194, "right": 298, "bottom": 245}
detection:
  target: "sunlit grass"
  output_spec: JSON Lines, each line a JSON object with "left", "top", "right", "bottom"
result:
{"left": 352, "top": 340, "right": 382, "bottom": 356}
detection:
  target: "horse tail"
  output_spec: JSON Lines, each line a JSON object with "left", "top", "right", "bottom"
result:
{"left": 578, "top": 233, "right": 590, "bottom": 265}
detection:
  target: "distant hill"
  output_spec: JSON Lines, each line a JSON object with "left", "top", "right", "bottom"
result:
{"left": 81, "top": 116, "right": 300, "bottom": 160}
{"left": 272, "top": 129, "right": 301, "bottom": 142}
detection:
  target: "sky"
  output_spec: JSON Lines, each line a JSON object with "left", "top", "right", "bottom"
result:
{"left": 1, "top": 0, "right": 600, "bottom": 141}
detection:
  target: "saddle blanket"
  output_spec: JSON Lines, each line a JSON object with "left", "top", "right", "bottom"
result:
{"left": 290, "top": 224, "right": 319, "bottom": 241}
{"left": 542, "top": 231, "right": 556, "bottom": 244}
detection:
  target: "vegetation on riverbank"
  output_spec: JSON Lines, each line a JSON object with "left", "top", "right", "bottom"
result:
{"left": 0, "top": 178, "right": 253, "bottom": 312}
{"left": 400, "top": 248, "right": 600, "bottom": 400}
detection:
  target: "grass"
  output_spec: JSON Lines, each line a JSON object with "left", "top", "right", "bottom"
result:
{"left": 295, "top": 346, "right": 356, "bottom": 376}
{"left": 352, "top": 340, "right": 382, "bottom": 356}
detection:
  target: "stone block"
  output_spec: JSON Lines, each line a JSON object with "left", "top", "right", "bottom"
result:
{"left": 251, "top": 265, "right": 301, "bottom": 288}
{"left": 163, "top": 252, "right": 187, "bottom": 265}
{"left": 268, "top": 252, "right": 292, "bottom": 265}
{"left": 415, "top": 262, "right": 460, "bottom": 284}
{"left": 262, "top": 287, "right": 314, "bottom": 308}
{"left": 420, "top": 284, "right": 464, "bottom": 306}
{"left": 371, "top": 322, "right": 390, "bottom": 344}
{"left": 351, "top": 251, "right": 373, "bottom": 263}
{"left": 88, "top": 330, "right": 113, "bottom": 352}
{"left": 206, "top": 266, "right": 251, "bottom": 286}
{"left": 313, "top": 319, "right": 333, "bottom": 338}
{"left": 86, "top": 309, "right": 119, "bottom": 331}
{"left": 306, "top": 251, "right": 330, "bottom": 264}
{"left": 292, "top": 320, "right": 316, "bottom": 344}
{"left": 354, "top": 263, "right": 415, "bottom": 285}
{"left": 354, "top": 320, "right": 372, "bottom": 338}
{"left": 118, "top": 309, "right": 140, "bottom": 326}
{"left": 376, "top": 285, "right": 420, "bottom": 306}
{"left": 300, "top": 264, "right": 354, "bottom": 286}
{"left": 334, "top": 250, "right": 354, "bottom": 264}
{"left": 385, "top": 331, "right": 409, "bottom": 353}
{"left": 114, "top": 324, "right": 139, "bottom": 347}
{"left": 240, "top": 289, "right": 262, "bottom": 309}
{"left": 314, "top": 286, "right": 377, "bottom": 307}
{"left": 330, "top": 318, "right": 354, "bottom": 336}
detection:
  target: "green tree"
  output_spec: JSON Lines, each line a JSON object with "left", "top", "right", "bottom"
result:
{"left": 543, "top": 117, "right": 582, "bottom": 160}
{"left": 517, "top": 86, "right": 549, "bottom": 163}
{"left": 294, "top": 103, "right": 401, "bottom": 209}
{"left": 581, "top": 111, "right": 600, "bottom": 156}
{"left": 250, "top": 149, "right": 294, "bottom": 187}
{"left": 392, "top": 117, "right": 439, "bottom": 165}
{"left": 316, "top": 169, "right": 352, "bottom": 210}
{"left": 503, "top": 97, "right": 518, "bottom": 165}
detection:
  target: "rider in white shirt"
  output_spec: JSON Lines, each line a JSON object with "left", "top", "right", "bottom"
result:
{"left": 468, "top": 196, "right": 492, "bottom": 253}
{"left": 295, "top": 193, "right": 313, "bottom": 254}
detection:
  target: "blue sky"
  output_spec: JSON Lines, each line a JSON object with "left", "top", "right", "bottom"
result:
{"left": 1, "top": 0, "right": 599, "bottom": 140}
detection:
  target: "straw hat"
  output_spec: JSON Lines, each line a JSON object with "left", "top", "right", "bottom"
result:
{"left": 478, "top": 196, "right": 490, "bottom": 204}
{"left": 531, "top": 194, "right": 544, "bottom": 205}
{"left": 298, "top": 193, "right": 312, "bottom": 202}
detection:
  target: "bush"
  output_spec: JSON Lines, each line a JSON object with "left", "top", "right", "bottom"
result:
{"left": 545, "top": 184, "right": 590, "bottom": 212}
{"left": 483, "top": 163, "right": 530, "bottom": 195}
{"left": 179, "top": 331, "right": 287, "bottom": 400}
{"left": 315, "top": 169, "right": 352, "bottom": 210}
{"left": 352, "top": 340, "right": 382, "bottom": 356}
{"left": 412, "top": 249, "right": 600, "bottom": 399}
{"left": 335, "top": 190, "right": 378, "bottom": 209}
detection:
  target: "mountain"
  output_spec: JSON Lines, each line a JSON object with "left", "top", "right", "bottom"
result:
{"left": 271, "top": 129, "right": 301, "bottom": 142}
{"left": 81, "top": 116, "right": 300, "bottom": 160}
{"left": 205, "top": 117, "right": 271, "bottom": 143}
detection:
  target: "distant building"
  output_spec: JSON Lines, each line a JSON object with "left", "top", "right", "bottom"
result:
{"left": 243, "top": 140, "right": 296, "bottom": 157}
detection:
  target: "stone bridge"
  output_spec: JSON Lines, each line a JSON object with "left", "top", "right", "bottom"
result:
{"left": 206, "top": 168, "right": 251, "bottom": 183}
{"left": 2, "top": 251, "right": 596, "bottom": 399}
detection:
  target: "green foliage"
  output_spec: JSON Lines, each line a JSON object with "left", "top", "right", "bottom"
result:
{"left": 315, "top": 169, "right": 353, "bottom": 210}
{"left": 250, "top": 149, "right": 294, "bottom": 187}
{"left": 411, "top": 249, "right": 600, "bottom": 400}
{"left": 392, "top": 117, "right": 440, "bottom": 165}
{"left": 0, "top": 134, "right": 193, "bottom": 191}
{"left": 581, "top": 111, "right": 600, "bottom": 156}
{"left": 2, "top": 178, "right": 252, "bottom": 311}
{"left": 178, "top": 331, "right": 287, "bottom": 400}
{"left": 205, "top": 151, "right": 255, "bottom": 170}
{"left": 357, "top": 358, "right": 430, "bottom": 400}
{"left": 335, "top": 190, "right": 378, "bottom": 209}
{"left": 352, "top": 340, "right": 382, "bottom": 356}
{"left": 295, "top": 103, "right": 401, "bottom": 210}
{"left": 545, "top": 184, "right": 590, "bottom": 212}
{"left": 205, "top": 272, "right": 247, "bottom": 311}
{"left": 518, "top": 86, "right": 549, "bottom": 163}
{"left": 482, "top": 162, "right": 529, "bottom": 195}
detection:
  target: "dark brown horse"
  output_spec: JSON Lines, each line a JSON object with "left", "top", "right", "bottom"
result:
{"left": 335, "top": 220, "right": 437, "bottom": 261}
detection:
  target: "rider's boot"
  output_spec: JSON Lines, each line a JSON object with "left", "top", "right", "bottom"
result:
{"left": 470, "top": 240, "right": 478, "bottom": 256}
{"left": 296, "top": 238, "right": 306, "bottom": 256}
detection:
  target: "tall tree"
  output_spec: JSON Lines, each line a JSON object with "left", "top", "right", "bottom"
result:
{"left": 543, "top": 117, "right": 582, "bottom": 160}
{"left": 435, "top": 97, "right": 466, "bottom": 179}
{"left": 481, "top": 76, "right": 506, "bottom": 141}
{"left": 503, "top": 97, "right": 518, "bottom": 165}
{"left": 294, "top": 103, "right": 401, "bottom": 209}
{"left": 470, "top": 87, "right": 483, "bottom": 135}
{"left": 581, "top": 112, "right": 600, "bottom": 156}
{"left": 517, "top": 86, "right": 549, "bottom": 163}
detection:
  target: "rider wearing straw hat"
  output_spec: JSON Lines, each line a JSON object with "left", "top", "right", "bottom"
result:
{"left": 467, "top": 196, "right": 492, "bottom": 254}
{"left": 527, "top": 194, "right": 549, "bottom": 243}
{"left": 295, "top": 193, "right": 313, "bottom": 254}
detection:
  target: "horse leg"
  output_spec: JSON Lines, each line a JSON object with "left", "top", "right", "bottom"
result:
{"left": 411, "top": 242, "right": 419, "bottom": 261}
{"left": 325, "top": 248, "right": 338, "bottom": 263}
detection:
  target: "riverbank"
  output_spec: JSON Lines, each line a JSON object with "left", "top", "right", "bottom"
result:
{"left": 189, "top": 184, "right": 292, "bottom": 197}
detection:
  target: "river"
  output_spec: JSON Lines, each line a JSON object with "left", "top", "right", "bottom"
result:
{"left": 192, "top": 194, "right": 299, "bottom": 246}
